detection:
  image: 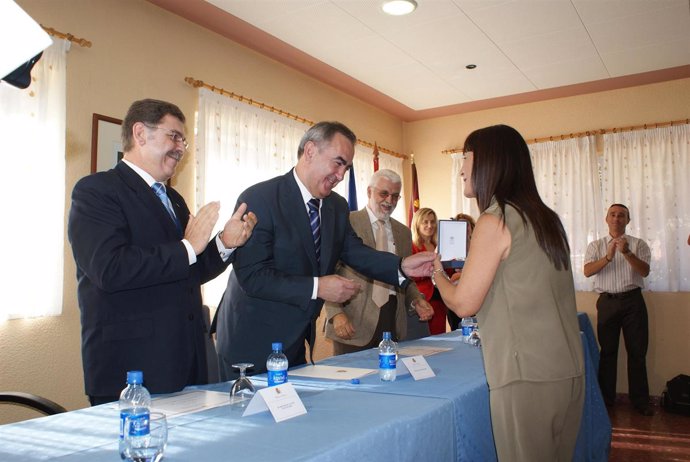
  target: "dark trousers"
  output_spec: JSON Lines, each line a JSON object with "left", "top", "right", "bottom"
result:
{"left": 447, "top": 307, "right": 461, "bottom": 332}
{"left": 596, "top": 288, "right": 650, "bottom": 407}
{"left": 333, "top": 295, "right": 397, "bottom": 355}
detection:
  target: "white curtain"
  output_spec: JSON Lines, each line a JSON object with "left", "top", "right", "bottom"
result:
{"left": 601, "top": 125, "right": 690, "bottom": 291}
{"left": 451, "top": 153, "right": 479, "bottom": 219}
{"left": 450, "top": 127, "right": 690, "bottom": 291}
{"left": 0, "top": 39, "right": 68, "bottom": 320}
{"left": 196, "top": 88, "right": 405, "bottom": 306}
{"left": 196, "top": 89, "right": 309, "bottom": 306}
{"left": 530, "top": 137, "right": 603, "bottom": 290}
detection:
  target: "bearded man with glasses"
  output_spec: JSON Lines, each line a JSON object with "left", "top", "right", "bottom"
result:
{"left": 324, "top": 169, "right": 434, "bottom": 355}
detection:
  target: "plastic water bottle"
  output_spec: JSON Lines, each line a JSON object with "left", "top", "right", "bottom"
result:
{"left": 266, "top": 342, "right": 289, "bottom": 386}
{"left": 118, "top": 370, "right": 151, "bottom": 459}
{"left": 461, "top": 317, "right": 474, "bottom": 343}
{"left": 378, "top": 331, "right": 397, "bottom": 382}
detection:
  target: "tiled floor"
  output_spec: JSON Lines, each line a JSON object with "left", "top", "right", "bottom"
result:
{"left": 609, "top": 402, "right": 690, "bottom": 461}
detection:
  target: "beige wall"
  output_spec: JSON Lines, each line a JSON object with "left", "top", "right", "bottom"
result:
{"left": 2, "top": 0, "right": 688, "bottom": 424}
{"left": 403, "top": 78, "right": 690, "bottom": 221}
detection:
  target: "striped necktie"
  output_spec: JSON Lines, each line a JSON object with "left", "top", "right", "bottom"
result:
{"left": 152, "top": 183, "right": 182, "bottom": 233}
{"left": 307, "top": 198, "right": 321, "bottom": 262}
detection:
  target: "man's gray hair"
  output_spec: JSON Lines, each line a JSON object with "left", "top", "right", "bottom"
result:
{"left": 297, "top": 121, "right": 356, "bottom": 158}
{"left": 369, "top": 168, "right": 401, "bottom": 188}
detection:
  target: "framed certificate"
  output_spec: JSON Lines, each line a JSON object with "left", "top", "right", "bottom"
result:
{"left": 438, "top": 219, "right": 468, "bottom": 269}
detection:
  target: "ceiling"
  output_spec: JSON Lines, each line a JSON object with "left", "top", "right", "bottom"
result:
{"left": 150, "top": 0, "right": 690, "bottom": 121}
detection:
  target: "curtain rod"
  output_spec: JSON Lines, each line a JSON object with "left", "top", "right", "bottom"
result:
{"left": 41, "top": 25, "right": 92, "bottom": 48}
{"left": 441, "top": 117, "right": 690, "bottom": 154}
{"left": 184, "top": 77, "right": 407, "bottom": 160}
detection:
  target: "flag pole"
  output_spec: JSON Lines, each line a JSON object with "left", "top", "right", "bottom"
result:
{"left": 408, "top": 153, "right": 419, "bottom": 227}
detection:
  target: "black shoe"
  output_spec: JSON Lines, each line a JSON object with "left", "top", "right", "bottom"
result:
{"left": 635, "top": 405, "right": 654, "bottom": 416}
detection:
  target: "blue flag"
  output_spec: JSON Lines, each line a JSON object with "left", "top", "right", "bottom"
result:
{"left": 347, "top": 167, "right": 358, "bottom": 211}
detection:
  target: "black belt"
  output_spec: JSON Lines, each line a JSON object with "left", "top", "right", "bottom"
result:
{"left": 600, "top": 287, "right": 641, "bottom": 299}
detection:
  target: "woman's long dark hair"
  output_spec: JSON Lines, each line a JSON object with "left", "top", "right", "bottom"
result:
{"left": 463, "top": 124, "right": 571, "bottom": 270}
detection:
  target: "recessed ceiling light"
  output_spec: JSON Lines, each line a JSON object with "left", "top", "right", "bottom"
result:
{"left": 382, "top": 0, "right": 417, "bottom": 16}
{"left": 465, "top": 64, "right": 477, "bottom": 69}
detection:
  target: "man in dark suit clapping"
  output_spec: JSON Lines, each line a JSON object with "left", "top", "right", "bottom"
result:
{"left": 68, "top": 99, "right": 256, "bottom": 405}
{"left": 215, "top": 121, "right": 435, "bottom": 379}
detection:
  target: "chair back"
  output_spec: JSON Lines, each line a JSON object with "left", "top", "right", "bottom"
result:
{"left": 0, "top": 391, "right": 67, "bottom": 416}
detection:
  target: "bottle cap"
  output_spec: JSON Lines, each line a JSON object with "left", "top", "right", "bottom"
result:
{"left": 126, "top": 370, "right": 143, "bottom": 384}
{"left": 382, "top": 331, "right": 392, "bottom": 340}
{"left": 350, "top": 378, "right": 360, "bottom": 384}
{"left": 272, "top": 342, "right": 283, "bottom": 351}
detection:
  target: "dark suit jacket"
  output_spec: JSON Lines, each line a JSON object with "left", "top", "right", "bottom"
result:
{"left": 68, "top": 162, "right": 230, "bottom": 397}
{"left": 215, "top": 170, "right": 402, "bottom": 374}
{"left": 324, "top": 209, "right": 423, "bottom": 345}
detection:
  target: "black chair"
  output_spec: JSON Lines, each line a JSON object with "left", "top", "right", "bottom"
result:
{"left": 0, "top": 391, "right": 67, "bottom": 416}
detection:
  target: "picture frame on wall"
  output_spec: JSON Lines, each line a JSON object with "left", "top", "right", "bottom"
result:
{"left": 91, "top": 113, "right": 123, "bottom": 173}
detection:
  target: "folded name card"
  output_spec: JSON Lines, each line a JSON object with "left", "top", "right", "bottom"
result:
{"left": 400, "top": 355, "right": 436, "bottom": 380}
{"left": 243, "top": 382, "right": 307, "bottom": 422}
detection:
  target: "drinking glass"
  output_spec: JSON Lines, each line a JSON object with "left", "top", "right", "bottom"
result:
{"left": 468, "top": 328, "right": 481, "bottom": 347}
{"left": 229, "top": 362, "right": 256, "bottom": 406}
{"left": 123, "top": 412, "right": 167, "bottom": 462}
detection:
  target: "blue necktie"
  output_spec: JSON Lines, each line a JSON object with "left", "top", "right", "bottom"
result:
{"left": 307, "top": 198, "right": 321, "bottom": 262}
{"left": 152, "top": 183, "right": 182, "bottom": 233}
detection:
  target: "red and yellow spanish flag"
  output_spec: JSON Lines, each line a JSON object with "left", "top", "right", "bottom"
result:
{"left": 408, "top": 157, "right": 419, "bottom": 226}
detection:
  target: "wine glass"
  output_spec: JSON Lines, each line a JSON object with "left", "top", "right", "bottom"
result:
{"left": 123, "top": 412, "right": 167, "bottom": 462}
{"left": 229, "top": 362, "right": 255, "bottom": 406}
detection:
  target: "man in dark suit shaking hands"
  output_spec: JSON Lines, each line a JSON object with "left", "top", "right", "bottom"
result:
{"left": 215, "top": 121, "right": 435, "bottom": 379}
{"left": 68, "top": 99, "right": 256, "bottom": 405}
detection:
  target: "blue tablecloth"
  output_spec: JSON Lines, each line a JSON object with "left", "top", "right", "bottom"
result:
{"left": 573, "top": 312, "right": 611, "bottom": 462}
{"left": 283, "top": 332, "right": 497, "bottom": 461}
{"left": 0, "top": 327, "right": 610, "bottom": 461}
{"left": 578, "top": 312, "right": 600, "bottom": 373}
{"left": 0, "top": 388, "right": 454, "bottom": 462}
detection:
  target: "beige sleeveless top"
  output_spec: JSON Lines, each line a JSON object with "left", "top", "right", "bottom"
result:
{"left": 477, "top": 200, "right": 584, "bottom": 390}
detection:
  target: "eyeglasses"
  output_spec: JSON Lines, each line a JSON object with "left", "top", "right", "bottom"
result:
{"left": 374, "top": 188, "right": 401, "bottom": 201}
{"left": 144, "top": 124, "right": 188, "bottom": 150}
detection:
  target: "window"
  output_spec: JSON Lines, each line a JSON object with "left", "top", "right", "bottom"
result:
{"left": 0, "top": 39, "right": 68, "bottom": 320}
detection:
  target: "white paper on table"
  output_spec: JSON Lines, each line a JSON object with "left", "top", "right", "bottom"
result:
{"left": 289, "top": 364, "right": 376, "bottom": 380}
{"left": 150, "top": 390, "right": 229, "bottom": 418}
{"left": 400, "top": 355, "right": 436, "bottom": 380}
{"left": 243, "top": 382, "right": 307, "bottom": 422}
{"left": 398, "top": 346, "right": 452, "bottom": 357}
